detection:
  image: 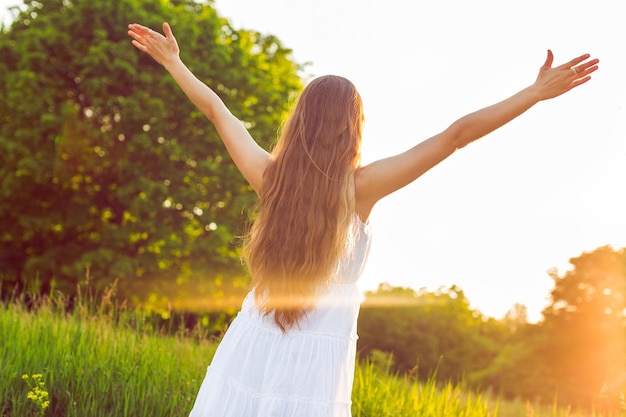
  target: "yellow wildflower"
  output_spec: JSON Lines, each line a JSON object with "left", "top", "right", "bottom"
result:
{"left": 23, "top": 372, "right": 50, "bottom": 415}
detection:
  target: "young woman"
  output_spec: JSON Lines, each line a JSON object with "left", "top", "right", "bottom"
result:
{"left": 128, "top": 22, "right": 598, "bottom": 417}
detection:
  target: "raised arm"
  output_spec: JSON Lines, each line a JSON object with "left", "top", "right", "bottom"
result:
{"left": 355, "top": 50, "right": 599, "bottom": 219}
{"left": 127, "top": 22, "right": 270, "bottom": 192}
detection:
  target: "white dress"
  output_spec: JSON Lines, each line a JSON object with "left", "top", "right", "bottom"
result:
{"left": 188, "top": 216, "right": 372, "bottom": 417}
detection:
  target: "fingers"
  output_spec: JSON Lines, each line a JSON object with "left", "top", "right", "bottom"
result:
{"left": 128, "top": 23, "right": 166, "bottom": 43}
{"left": 127, "top": 23, "right": 151, "bottom": 48}
{"left": 534, "top": 50, "right": 599, "bottom": 100}
{"left": 127, "top": 22, "right": 180, "bottom": 66}
{"left": 130, "top": 39, "right": 148, "bottom": 53}
{"left": 564, "top": 57, "right": 598, "bottom": 94}
{"left": 571, "top": 58, "right": 600, "bottom": 79}
{"left": 128, "top": 23, "right": 167, "bottom": 55}
{"left": 558, "top": 53, "right": 592, "bottom": 71}
{"left": 127, "top": 27, "right": 146, "bottom": 48}
{"left": 541, "top": 49, "right": 554, "bottom": 70}
{"left": 128, "top": 23, "right": 152, "bottom": 37}
{"left": 566, "top": 75, "right": 593, "bottom": 93}
{"left": 546, "top": 51, "right": 599, "bottom": 83}
{"left": 163, "top": 22, "right": 174, "bottom": 40}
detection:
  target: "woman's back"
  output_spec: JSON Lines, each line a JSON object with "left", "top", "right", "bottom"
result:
{"left": 188, "top": 214, "right": 372, "bottom": 417}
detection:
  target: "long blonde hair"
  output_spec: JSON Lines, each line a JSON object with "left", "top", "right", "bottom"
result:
{"left": 243, "top": 75, "right": 364, "bottom": 332}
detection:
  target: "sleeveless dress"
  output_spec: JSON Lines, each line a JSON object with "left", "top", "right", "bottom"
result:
{"left": 188, "top": 215, "right": 372, "bottom": 417}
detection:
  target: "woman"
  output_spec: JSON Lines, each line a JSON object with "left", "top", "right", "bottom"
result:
{"left": 128, "top": 22, "right": 598, "bottom": 417}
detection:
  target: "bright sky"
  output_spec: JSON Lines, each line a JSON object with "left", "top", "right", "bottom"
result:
{"left": 2, "top": 0, "right": 625, "bottom": 321}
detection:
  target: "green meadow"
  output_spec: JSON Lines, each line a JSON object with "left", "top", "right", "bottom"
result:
{"left": 1, "top": 290, "right": 614, "bottom": 417}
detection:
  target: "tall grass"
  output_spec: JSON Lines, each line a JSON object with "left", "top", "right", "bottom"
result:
{"left": 0, "top": 285, "right": 619, "bottom": 417}
{"left": 1, "top": 286, "right": 217, "bottom": 417}
{"left": 352, "top": 359, "right": 494, "bottom": 416}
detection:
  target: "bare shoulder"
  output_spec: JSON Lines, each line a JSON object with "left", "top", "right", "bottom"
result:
{"left": 354, "top": 130, "right": 458, "bottom": 220}
{"left": 354, "top": 165, "right": 376, "bottom": 222}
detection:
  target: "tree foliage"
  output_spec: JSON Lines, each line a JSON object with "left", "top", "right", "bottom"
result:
{"left": 357, "top": 283, "right": 507, "bottom": 382}
{"left": 542, "top": 246, "right": 626, "bottom": 409}
{"left": 474, "top": 246, "right": 626, "bottom": 410}
{"left": 360, "top": 246, "right": 626, "bottom": 413}
{"left": 0, "top": 0, "right": 303, "bottom": 304}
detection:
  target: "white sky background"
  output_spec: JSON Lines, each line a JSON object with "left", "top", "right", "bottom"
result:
{"left": 1, "top": 0, "right": 625, "bottom": 321}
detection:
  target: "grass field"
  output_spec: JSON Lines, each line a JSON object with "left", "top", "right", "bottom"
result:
{"left": 0, "top": 289, "right": 615, "bottom": 417}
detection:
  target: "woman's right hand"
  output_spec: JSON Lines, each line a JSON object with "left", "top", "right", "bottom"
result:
{"left": 532, "top": 49, "right": 599, "bottom": 101}
{"left": 128, "top": 22, "right": 180, "bottom": 68}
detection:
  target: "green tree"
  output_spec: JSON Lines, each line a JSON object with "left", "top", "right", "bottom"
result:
{"left": 358, "top": 283, "right": 504, "bottom": 382}
{"left": 476, "top": 246, "right": 626, "bottom": 410}
{"left": 542, "top": 246, "right": 626, "bottom": 410}
{"left": 0, "top": 0, "right": 303, "bottom": 305}
{"left": 469, "top": 322, "right": 555, "bottom": 403}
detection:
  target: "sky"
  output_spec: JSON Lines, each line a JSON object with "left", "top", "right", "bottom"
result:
{"left": 1, "top": 0, "right": 625, "bottom": 321}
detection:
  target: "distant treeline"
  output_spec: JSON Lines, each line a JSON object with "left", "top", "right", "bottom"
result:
{"left": 358, "top": 245, "right": 626, "bottom": 411}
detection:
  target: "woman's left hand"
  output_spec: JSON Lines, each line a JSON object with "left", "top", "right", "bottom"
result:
{"left": 532, "top": 50, "right": 599, "bottom": 101}
{"left": 127, "top": 22, "right": 180, "bottom": 68}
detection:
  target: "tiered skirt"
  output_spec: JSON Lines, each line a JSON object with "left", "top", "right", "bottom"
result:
{"left": 188, "top": 303, "right": 357, "bottom": 417}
